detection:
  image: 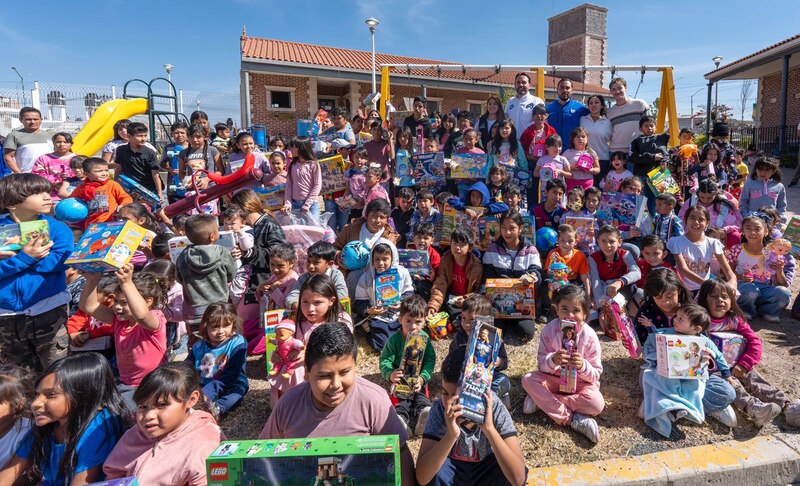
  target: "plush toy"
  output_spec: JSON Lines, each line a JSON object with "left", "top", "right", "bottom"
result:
{"left": 269, "top": 320, "right": 305, "bottom": 379}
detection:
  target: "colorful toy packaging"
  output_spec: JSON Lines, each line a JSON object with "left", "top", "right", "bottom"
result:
{"left": 318, "top": 155, "right": 348, "bottom": 195}
{"left": 0, "top": 220, "right": 49, "bottom": 251}
{"left": 167, "top": 231, "right": 237, "bottom": 261}
{"left": 397, "top": 249, "right": 430, "bottom": 277}
{"left": 393, "top": 331, "right": 429, "bottom": 399}
{"left": 117, "top": 174, "right": 161, "bottom": 210}
{"left": 546, "top": 253, "right": 570, "bottom": 299}
{"left": 262, "top": 309, "right": 287, "bottom": 376}
{"left": 710, "top": 331, "right": 745, "bottom": 367}
{"left": 601, "top": 300, "right": 642, "bottom": 358}
{"left": 456, "top": 317, "right": 501, "bottom": 424}
{"left": 574, "top": 153, "right": 594, "bottom": 171}
{"left": 485, "top": 278, "right": 535, "bottom": 319}
{"left": 254, "top": 185, "right": 286, "bottom": 212}
{"left": 559, "top": 319, "right": 578, "bottom": 394}
{"left": 375, "top": 268, "right": 401, "bottom": 307}
{"left": 646, "top": 167, "right": 680, "bottom": 196}
{"left": 426, "top": 311, "right": 451, "bottom": 341}
{"left": 66, "top": 221, "right": 146, "bottom": 272}
{"left": 781, "top": 216, "right": 800, "bottom": 257}
{"left": 87, "top": 478, "right": 139, "bottom": 486}
{"left": 413, "top": 152, "right": 446, "bottom": 189}
{"left": 655, "top": 334, "right": 710, "bottom": 380}
{"left": 206, "top": 435, "right": 401, "bottom": 486}
{"left": 596, "top": 192, "right": 646, "bottom": 228}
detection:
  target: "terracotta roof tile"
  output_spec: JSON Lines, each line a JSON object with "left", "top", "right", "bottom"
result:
{"left": 705, "top": 33, "right": 800, "bottom": 76}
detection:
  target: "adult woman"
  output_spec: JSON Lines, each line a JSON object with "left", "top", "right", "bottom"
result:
{"left": 606, "top": 78, "right": 649, "bottom": 158}
{"left": 580, "top": 94, "right": 612, "bottom": 184}
{"left": 475, "top": 96, "right": 506, "bottom": 149}
{"left": 435, "top": 113, "right": 458, "bottom": 151}
{"left": 102, "top": 119, "right": 131, "bottom": 163}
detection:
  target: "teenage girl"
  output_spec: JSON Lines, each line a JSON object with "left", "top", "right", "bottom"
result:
{"left": 0, "top": 365, "right": 33, "bottom": 469}
{"left": 678, "top": 178, "right": 741, "bottom": 247}
{"left": 283, "top": 136, "right": 322, "bottom": 217}
{"left": 32, "top": 132, "right": 76, "bottom": 202}
{"left": 563, "top": 127, "right": 600, "bottom": 192}
{"left": 80, "top": 266, "right": 169, "bottom": 409}
{"left": 103, "top": 362, "right": 224, "bottom": 486}
{"left": 0, "top": 354, "right": 128, "bottom": 485}
{"left": 740, "top": 157, "right": 787, "bottom": 228}
{"left": 228, "top": 131, "right": 272, "bottom": 190}
{"left": 435, "top": 113, "right": 457, "bottom": 151}
{"left": 102, "top": 119, "right": 131, "bottom": 163}
{"left": 634, "top": 267, "right": 691, "bottom": 346}
{"left": 599, "top": 151, "right": 633, "bottom": 192}
{"left": 179, "top": 124, "right": 223, "bottom": 178}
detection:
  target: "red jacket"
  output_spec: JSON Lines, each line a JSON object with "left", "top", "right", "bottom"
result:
{"left": 520, "top": 123, "right": 557, "bottom": 159}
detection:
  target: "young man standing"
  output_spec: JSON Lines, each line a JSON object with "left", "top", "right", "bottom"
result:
{"left": 546, "top": 78, "right": 589, "bottom": 149}
{"left": 403, "top": 97, "right": 432, "bottom": 139}
{"left": 3, "top": 107, "right": 53, "bottom": 174}
{"left": 606, "top": 78, "right": 650, "bottom": 157}
{"left": 505, "top": 73, "right": 545, "bottom": 137}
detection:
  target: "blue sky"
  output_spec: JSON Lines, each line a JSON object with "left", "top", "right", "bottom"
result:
{"left": 1, "top": 0, "right": 797, "bottom": 120}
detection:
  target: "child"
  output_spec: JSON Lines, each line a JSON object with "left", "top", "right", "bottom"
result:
{"left": 103, "top": 362, "right": 225, "bottom": 485}
{"left": 221, "top": 206, "right": 255, "bottom": 271}
{"left": 102, "top": 118, "right": 133, "bottom": 163}
{"left": 634, "top": 267, "right": 690, "bottom": 346}
{"left": 179, "top": 123, "right": 223, "bottom": 178}
{"left": 427, "top": 227, "right": 483, "bottom": 318}
{"left": 558, "top": 186, "right": 592, "bottom": 224}
{"left": 362, "top": 164, "right": 391, "bottom": 216}
{"left": 698, "top": 280, "right": 800, "bottom": 427}
{"left": 263, "top": 150, "right": 288, "bottom": 188}
{"left": 257, "top": 242, "right": 299, "bottom": 310}
{"left": 57, "top": 154, "right": 87, "bottom": 199}
{"left": 667, "top": 205, "right": 737, "bottom": 295}
{"left": 617, "top": 176, "right": 653, "bottom": 258}
{"left": 379, "top": 295, "right": 436, "bottom": 435}
{"left": 416, "top": 343, "right": 526, "bottom": 486}
{"left": 285, "top": 241, "right": 348, "bottom": 311}
{"left": 211, "top": 122, "right": 231, "bottom": 157}
{"left": 678, "top": 178, "right": 742, "bottom": 247}
{"left": 563, "top": 127, "right": 600, "bottom": 191}
{"left": 407, "top": 222, "right": 441, "bottom": 300}
{"left": 670, "top": 128, "right": 699, "bottom": 201}
{"left": 629, "top": 116, "right": 670, "bottom": 214}
{"left": 284, "top": 136, "right": 322, "bottom": 217}
{"left": 486, "top": 165, "right": 509, "bottom": 203}
{"left": 364, "top": 120, "right": 395, "bottom": 183}
{"left": 757, "top": 205, "right": 784, "bottom": 239}
{"left": 502, "top": 184, "right": 524, "bottom": 213}
{"left": 522, "top": 285, "right": 604, "bottom": 443}
{"left": 407, "top": 189, "right": 442, "bottom": 244}
{"left": 726, "top": 214, "right": 794, "bottom": 322}
{"left": 533, "top": 134, "right": 570, "bottom": 203}
{"left": 740, "top": 157, "right": 787, "bottom": 229}
{"left": 447, "top": 294, "right": 511, "bottom": 408}
{"left": 143, "top": 260, "right": 186, "bottom": 360}
{"left": 635, "top": 235, "right": 675, "bottom": 291}
{"left": 532, "top": 179, "right": 567, "bottom": 235}
{"left": 227, "top": 132, "right": 272, "bottom": 190}
{"left": 175, "top": 214, "right": 237, "bottom": 342}
{"left": 394, "top": 126, "right": 416, "bottom": 189}
{"left": 452, "top": 128, "right": 486, "bottom": 199}
{"left": 599, "top": 151, "right": 632, "bottom": 192}
{"left": 640, "top": 304, "right": 736, "bottom": 437}
{"left": 699, "top": 143, "right": 720, "bottom": 180}
{"left": 0, "top": 354, "right": 127, "bottom": 485}
{"left": 354, "top": 239, "right": 415, "bottom": 351}
{"left": 424, "top": 136, "right": 440, "bottom": 155}
{"left": 392, "top": 187, "right": 415, "bottom": 249}
{"left": 486, "top": 118, "right": 527, "bottom": 172}
{"left": 653, "top": 193, "right": 684, "bottom": 242}
{"left": 32, "top": 132, "right": 75, "bottom": 202}
{"left": 0, "top": 173, "right": 74, "bottom": 371}
{"left": 116, "top": 121, "right": 164, "bottom": 202}
{"left": 0, "top": 365, "right": 33, "bottom": 469}
{"left": 343, "top": 147, "right": 368, "bottom": 216}
{"left": 67, "top": 274, "right": 115, "bottom": 355}
{"left": 448, "top": 180, "right": 509, "bottom": 222}
{"left": 587, "top": 225, "right": 641, "bottom": 309}
{"left": 70, "top": 157, "right": 133, "bottom": 228}
{"left": 580, "top": 186, "right": 603, "bottom": 255}
{"left": 187, "top": 303, "right": 249, "bottom": 416}
{"left": 545, "top": 224, "right": 591, "bottom": 303}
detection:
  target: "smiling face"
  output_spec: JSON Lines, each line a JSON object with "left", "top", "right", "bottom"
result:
{"left": 306, "top": 256, "right": 333, "bottom": 275}
{"left": 238, "top": 136, "right": 256, "bottom": 154}
{"left": 653, "top": 289, "right": 680, "bottom": 316}
{"left": 206, "top": 322, "right": 235, "bottom": 347}
{"left": 413, "top": 233, "right": 433, "bottom": 251}
{"left": 114, "top": 293, "right": 154, "bottom": 323}
{"left": 413, "top": 101, "right": 426, "bottom": 119}
{"left": 598, "top": 232, "right": 620, "bottom": 257}
{"left": 499, "top": 123, "right": 512, "bottom": 140}
{"left": 365, "top": 211, "right": 388, "bottom": 233}
{"left": 308, "top": 354, "right": 356, "bottom": 410}
{"left": 685, "top": 209, "right": 709, "bottom": 236}
{"left": 136, "top": 392, "right": 199, "bottom": 440}
{"left": 372, "top": 251, "right": 393, "bottom": 274}
{"left": 611, "top": 156, "right": 626, "bottom": 171}
{"left": 300, "top": 290, "right": 335, "bottom": 324}
{"left": 269, "top": 256, "right": 293, "bottom": 280}
{"left": 555, "top": 297, "right": 586, "bottom": 326}
{"left": 641, "top": 244, "right": 665, "bottom": 267}
{"left": 610, "top": 80, "right": 627, "bottom": 103}
{"left": 742, "top": 219, "right": 767, "bottom": 245}
{"left": 557, "top": 231, "right": 577, "bottom": 254}
{"left": 31, "top": 373, "right": 69, "bottom": 428}
{"left": 460, "top": 309, "right": 475, "bottom": 333}
{"left": 500, "top": 218, "right": 521, "bottom": 245}
{"left": 468, "top": 190, "right": 483, "bottom": 207}
{"left": 515, "top": 74, "right": 531, "bottom": 96}
{"left": 587, "top": 96, "right": 603, "bottom": 116}
{"left": 584, "top": 193, "right": 600, "bottom": 212}
{"left": 557, "top": 80, "right": 573, "bottom": 102}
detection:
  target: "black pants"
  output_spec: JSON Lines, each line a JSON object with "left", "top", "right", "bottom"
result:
{"left": 496, "top": 318, "right": 536, "bottom": 341}
{"left": 395, "top": 391, "right": 432, "bottom": 430}
{"left": 0, "top": 305, "right": 69, "bottom": 371}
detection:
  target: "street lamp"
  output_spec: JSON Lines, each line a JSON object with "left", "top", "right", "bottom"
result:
{"left": 712, "top": 56, "right": 723, "bottom": 118}
{"left": 10, "top": 66, "right": 26, "bottom": 106}
{"left": 163, "top": 63, "right": 175, "bottom": 118}
{"left": 690, "top": 86, "right": 705, "bottom": 127}
{"left": 365, "top": 18, "right": 379, "bottom": 97}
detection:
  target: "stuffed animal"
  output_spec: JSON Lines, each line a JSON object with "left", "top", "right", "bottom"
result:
{"left": 269, "top": 320, "right": 305, "bottom": 379}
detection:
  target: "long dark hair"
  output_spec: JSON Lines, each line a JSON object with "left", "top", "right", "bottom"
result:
{"left": 296, "top": 273, "right": 341, "bottom": 325}
{"left": 29, "top": 354, "right": 128, "bottom": 482}
{"left": 185, "top": 123, "right": 209, "bottom": 171}
{"left": 289, "top": 136, "right": 316, "bottom": 162}
{"left": 133, "top": 362, "right": 211, "bottom": 413}
{"left": 435, "top": 113, "right": 457, "bottom": 140}
{"left": 696, "top": 179, "right": 735, "bottom": 214}
{"left": 642, "top": 267, "right": 691, "bottom": 307}
{"left": 697, "top": 279, "right": 745, "bottom": 321}
{"left": 491, "top": 119, "right": 519, "bottom": 158}
{"left": 118, "top": 202, "right": 159, "bottom": 231}
{"left": 497, "top": 210, "right": 525, "bottom": 244}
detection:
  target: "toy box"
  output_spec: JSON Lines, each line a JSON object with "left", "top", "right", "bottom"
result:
{"left": 398, "top": 249, "right": 430, "bottom": 277}
{"left": 710, "top": 331, "right": 746, "bottom": 367}
{"left": 66, "top": 221, "right": 146, "bottom": 272}
{"left": 262, "top": 309, "right": 287, "bottom": 376}
{"left": 655, "top": 333, "right": 710, "bottom": 380}
{"left": 375, "top": 268, "right": 401, "bottom": 307}
{"left": 485, "top": 278, "right": 535, "bottom": 319}
{"left": 426, "top": 312, "right": 451, "bottom": 341}
{"left": 393, "top": 331, "right": 429, "bottom": 399}
{"left": 456, "top": 317, "right": 501, "bottom": 424}
{"left": 413, "top": 152, "right": 446, "bottom": 189}
{"left": 781, "top": 216, "right": 800, "bottom": 257}
{"left": 70, "top": 335, "right": 112, "bottom": 352}
{"left": 478, "top": 215, "right": 500, "bottom": 251}
{"left": 600, "top": 300, "right": 642, "bottom": 358}
{"left": 167, "top": 231, "right": 237, "bottom": 261}
{"left": 574, "top": 153, "right": 594, "bottom": 171}
{"left": 88, "top": 478, "right": 138, "bottom": 486}
{"left": 318, "top": 155, "right": 348, "bottom": 195}
{"left": 450, "top": 153, "right": 489, "bottom": 179}
{"left": 206, "top": 435, "right": 401, "bottom": 486}
{"left": 559, "top": 320, "right": 578, "bottom": 394}
{"left": 394, "top": 150, "right": 414, "bottom": 187}
{"left": 596, "top": 192, "right": 646, "bottom": 228}
{"left": 0, "top": 220, "right": 49, "bottom": 251}
{"left": 254, "top": 185, "right": 286, "bottom": 212}
{"left": 647, "top": 167, "right": 679, "bottom": 196}
{"left": 440, "top": 204, "right": 482, "bottom": 246}
{"left": 117, "top": 174, "right": 160, "bottom": 210}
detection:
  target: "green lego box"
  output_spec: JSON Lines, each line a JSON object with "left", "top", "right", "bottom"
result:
{"left": 206, "top": 435, "right": 401, "bottom": 486}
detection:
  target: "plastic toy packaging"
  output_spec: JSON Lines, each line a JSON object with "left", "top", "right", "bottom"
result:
{"left": 66, "top": 221, "right": 146, "bottom": 272}
{"left": 0, "top": 220, "right": 49, "bottom": 251}
{"left": 269, "top": 320, "right": 304, "bottom": 380}
{"left": 559, "top": 319, "right": 578, "bottom": 394}
{"left": 456, "top": 317, "right": 502, "bottom": 424}
{"left": 655, "top": 334, "right": 710, "bottom": 380}
{"left": 601, "top": 298, "right": 642, "bottom": 358}
{"left": 393, "top": 331, "right": 429, "bottom": 399}
{"left": 546, "top": 252, "right": 570, "bottom": 299}
{"left": 426, "top": 312, "right": 451, "bottom": 341}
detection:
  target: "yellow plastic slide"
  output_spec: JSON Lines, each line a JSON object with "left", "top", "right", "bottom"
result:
{"left": 72, "top": 98, "right": 148, "bottom": 156}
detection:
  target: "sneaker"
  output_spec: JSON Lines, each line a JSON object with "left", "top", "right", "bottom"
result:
{"left": 790, "top": 181, "right": 798, "bottom": 188}
{"left": 784, "top": 401, "right": 800, "bottom": 427}
{"left": 570, "top": 413, "right": 600, "bottom": 443}
{"left": 747, "top": 401, "right": 782, "bottom": 427}
{"left": 762, "top": 314, "right": 781, "bottom": 323}
{"left": 415, "top": 406, "right": 431, "bottom": 436}
{"left": 523, "top": 396, "right": 537, "bottom": 414}
{"left": 398, "top": 415, "right": 411, "bottom": 436}
{"left": 708, "top": 405, "right": 738, "bottom": 427}
{"left": 670, "top": 410, "right": 688, "bottom": 423}
{"left": 500, "top": 392, "right": 511, "bottom": 410}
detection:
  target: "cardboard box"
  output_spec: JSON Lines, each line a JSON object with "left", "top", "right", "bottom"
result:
{"left": 393, "top": 331, "right": 429, "bottom": 399}
{"left": 117, "top": 174, "right": 161, "bottom": 210}
{"left": 262, "top": 309, "right": 287, "bottom": 376}
{"left": 206, "top": 435, "right": 401, "bottom": 486}
{"left": 485, "top": 278, "right": 535, "bottom": 319}
{"left": 559, "top": 320, "right": 578, "bottom": 394}
{"left": 456, "top": 317, "right": 501, "bottom": 424}
{"left": 398, "top": 249, "right": 430, "bottom": 277}
{"left": 88, "top": 478, "right": 138, "bottom": 486}
{"left": 710, "top": 331, "right": 746, "bottom": 367}
{"left": 0, "top": 220, "right": 49, "bottom": 251}
{"left": 375, "top": 268, "right": 401, "bottom": 307}
{"left": 70, "top": 335, "right": 112, "bottom": 352}
{"left": 167, "top": 231, "right": 237, "bottom": 262}
{"left": 66, "top": 221, "right": 146, "bottom": 272}
{"left": 655, "top": 334, "right": 710, "bottom": 380}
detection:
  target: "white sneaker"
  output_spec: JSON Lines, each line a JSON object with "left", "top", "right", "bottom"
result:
{"left": 784, "top": 401, "right": 800, "bottom": 427}
{"left": 762, "top": 314, "right": 781, "bottom": 323}
{"left": 570, "top": 413, "right": 600, "bottom": 443}
{"left": 670, "top": 410, "right": 688, "bottom": 423}
{"left": 523, "top": 396, "right": 537, "bottom": 414}
{"left": 637, "top": 402, "right": 645, "bottom": 420}
{"left": 398, "top": 415, "right": 411, "bottom": 436}
{"left": 708, "top": 405, "right": 738, "bottom": 427}
{"left": 415, "top": 406, "right": 431, "bottom": 436}
{"left": 747, "top": 401, "right": 781, "bottom": 428}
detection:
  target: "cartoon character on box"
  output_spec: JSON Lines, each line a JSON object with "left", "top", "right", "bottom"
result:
{"left": 765, "top": 238, "right": 792, "bottom": 267}
{"left": 472, "top": 328, "right": 493, "bottom": 368}
{"left": 269, "top": 320, "right": 305, "bottom": 379}
{"left": 547, "top": 254, "right": 570, "bottom": 299}
{"left": 426, "top": 312, "right": 451, "bottom": 340}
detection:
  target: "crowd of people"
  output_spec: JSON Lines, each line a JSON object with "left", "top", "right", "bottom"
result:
{"left": 0, "top": 73, "right": 798, "bottom": 486}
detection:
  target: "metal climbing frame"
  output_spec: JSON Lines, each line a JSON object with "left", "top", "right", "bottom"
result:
{"left": 378, "top": 64, "right": 679, "bottom": 148}
{"left": 122, "top": 77, "right": 190, "bottom": 145}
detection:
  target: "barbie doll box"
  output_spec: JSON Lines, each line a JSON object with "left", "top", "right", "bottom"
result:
{"left": 66, "top": 221, "right": 146, "bottom": 272}
{"left": 655, "top": 333, "right": 710, "bottom": 380}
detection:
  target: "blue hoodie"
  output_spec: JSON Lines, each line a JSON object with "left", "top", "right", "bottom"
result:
{"left": 0, "top": 214, "right": 73, "bottom": 312}
{"left": 447, "top": 181, "right": 509, "bottom": 215}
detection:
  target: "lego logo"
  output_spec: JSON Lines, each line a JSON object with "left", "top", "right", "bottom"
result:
{"left": 209, "top": 464, "right": 228, "bottom": 480}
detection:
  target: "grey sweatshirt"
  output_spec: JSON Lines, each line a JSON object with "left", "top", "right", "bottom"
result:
{"left": 176, "top": 244, "right": 237, "bottom": 322}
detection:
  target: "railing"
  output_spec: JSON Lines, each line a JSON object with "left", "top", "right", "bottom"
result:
{"left": 732, "top": 125, "right": 799, "bottom": 156}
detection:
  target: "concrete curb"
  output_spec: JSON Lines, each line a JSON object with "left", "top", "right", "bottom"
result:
{"left": 525, "top": 433, "right": 800, "bottom": 485}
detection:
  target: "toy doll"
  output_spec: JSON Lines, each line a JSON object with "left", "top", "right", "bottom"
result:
{"left": 269, "top": 320, "right": 305, "bottom": 379}
{"left": 764, "top": 238, "right": 792, "bottom": 267}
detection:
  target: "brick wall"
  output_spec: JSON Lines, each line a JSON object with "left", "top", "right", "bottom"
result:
{"left": 383, "top": 84, "right": 501, "bottom": 117}
{"left": 248, "top": 72, "right": 309, "bottom": 137}
{"left": 546, "top": 4, "right": 607, "bottom": 88}
{"left": 758, "top": 66, "right": 800, "bottom": 128}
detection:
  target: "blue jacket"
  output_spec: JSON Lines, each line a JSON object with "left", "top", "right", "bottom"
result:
{"left": 447, "top": 181, "right": 509, "bottom": 216}
{"left": 0, "top": 214, "right": 73, "bottom": 312}
{"left": 546, "top": 99, "right": 589, "bottom": 149}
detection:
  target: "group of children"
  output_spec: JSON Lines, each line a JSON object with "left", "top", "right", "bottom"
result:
{"left": 0, "top": 104, "right": 798, "bottom": 486}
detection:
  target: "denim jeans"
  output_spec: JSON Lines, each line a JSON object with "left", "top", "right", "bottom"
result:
{"left": 290, "top": 199, "right": 320, "bottom": 218}
{"left": 324, "top": 198, "right": 350, "bottom": 232}
{"left": 703, "top": 374, "right": 736, "bottom": 413}
{"left": 737, "top": 282, "right": 792, "bottom": 317}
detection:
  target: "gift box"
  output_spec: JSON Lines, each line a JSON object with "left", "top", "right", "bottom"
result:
{"left": 206, "top": 435, "right": 401, "bottom": 486}
{"left": 167, "top": 231, "right": 237, "bottom": 261}
{"left": 66, "top": 221, "right": 147, "bottom": 272}
{"left": 456, "top": 317, "right": 501, "bottom": 424}
{"left": 88, "top": 477, "right": 138, "bottom": 486}
{"left": 655, "top": 334, "right": 710, "bottom": 380}
{"left": 710, "top": 331, "right": 745, "bottom": 367}
{"left": 0, "top": 220, "right": 49, "bottom": 251}
{"left": 398, "top": 249, "right": 430, "bottom": 277}
{"left": 485, "top": 278, "right": 535, "bottom": 319}
{"left": 117, "top": 174, "right": 160, "bottom": 210}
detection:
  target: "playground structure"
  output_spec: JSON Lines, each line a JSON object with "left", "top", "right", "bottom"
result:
{"left": 378, "top": 64, "right": 680, "bottom": 148}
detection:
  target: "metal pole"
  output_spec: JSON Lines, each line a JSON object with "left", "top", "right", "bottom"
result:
{"left": 690, "top": 87, "right": 704, "bottom": 130}
{"left": 778, "top": 54, "right": 791, "bottom": 153}
{"left": 11, "top": 67, "right": 26, "bottom": 105}
{"left": 378, "top": 64, "right": 673, "bottom": 71}
{"left": 370, "top": 28, "right": 377, "bottom": 95}
{"left": 705, "top": 81, "right": 713, "bottom": 140}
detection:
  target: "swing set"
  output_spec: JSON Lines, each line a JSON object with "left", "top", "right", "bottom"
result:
{"left": 378, "top": 64, "right": 679, "bottom": 147}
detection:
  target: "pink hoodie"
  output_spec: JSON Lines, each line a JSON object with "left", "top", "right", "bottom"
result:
{"left": 103, "top": 410, "right": 225, "bottom": 486}
{"left": 537, "top": 318, "right": 603, "bottom": 384}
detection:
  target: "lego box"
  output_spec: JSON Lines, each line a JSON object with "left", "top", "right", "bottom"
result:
{"left": 710, "top": 331, "right": 746, "bottom": 367}
{"left": 206, "top": 435, "right": 401, "bottom": 486}
{"left": 66, "top": 221, "right": 146, "bottom": 272}
{"left": 262, "top": 309, "right": 287, "bottom": 376}
{"left": 485, "top": 278, "right": 535, "bottom": 319}
{"left": 0, "top": 220, "right": 49, "bottom": 251}
{"left": 655, "top": 334, "right": 710, "bottom": 380}
{"left": 117, "top": 174, "right": 161, "bottom": 210}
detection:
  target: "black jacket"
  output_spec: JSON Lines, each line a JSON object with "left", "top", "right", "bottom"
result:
{"left": 241, "top": 213, "right": 287, "bottom": 302}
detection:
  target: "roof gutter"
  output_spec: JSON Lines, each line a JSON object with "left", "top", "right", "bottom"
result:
{"left": 705, "top": 36, "right": 800, "bottom": 81}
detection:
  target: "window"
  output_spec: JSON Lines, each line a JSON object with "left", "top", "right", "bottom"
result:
{"left": 266, "top": 86, "right": 295, "bottom": 111}
{"left": 467, "top": 100, "right": 486, "bottom": 118}
{"left": 425, "top": 97, "right": 442, "bottom": 114}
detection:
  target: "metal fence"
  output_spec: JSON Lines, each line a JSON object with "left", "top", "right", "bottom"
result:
{"left": 731, "top": 125, "right": 799, "bottom": 157}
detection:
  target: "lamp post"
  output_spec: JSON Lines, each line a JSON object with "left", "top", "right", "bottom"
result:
{"left": 712, "top": 56, "right": 723, "bottom": 119}
{"left": 365, "top": 18, "right": 379, "bottom": 96}
{"left": 163, "top": 63, "right": 175, "bottom": 119}
{"left": 690, "top": 86, "right": 705, "bottom": 128}
{"left": 11, "top": 66, "right": 26, "bottom": 106}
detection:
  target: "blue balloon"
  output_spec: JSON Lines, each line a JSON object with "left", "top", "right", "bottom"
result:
{"left": 341, "top": 241, "right": 370, "bottom": 270}
{"left": 535, "top": 227, "right": 558, "bottom": 253}
{"left": 54, "top": 198, "right": 88, "bottom": 224}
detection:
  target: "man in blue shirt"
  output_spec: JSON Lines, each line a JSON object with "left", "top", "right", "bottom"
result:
{"left": 546, "top": 78, "right": 589, "bottom": 149}
{"left": 323, "top": 107, "right": 356, "bottom": 146}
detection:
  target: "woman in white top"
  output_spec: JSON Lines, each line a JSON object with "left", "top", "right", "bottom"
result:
{"left": 580, "top": 94, "right": 612, "bottom": 184}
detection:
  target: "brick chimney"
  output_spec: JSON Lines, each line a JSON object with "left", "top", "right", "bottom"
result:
{"left": 547, "top": 3, "right": 608, "bottom": 87}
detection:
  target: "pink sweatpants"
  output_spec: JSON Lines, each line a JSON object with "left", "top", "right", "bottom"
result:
{"left": 521, "top": 371, "right": 605, "bottom": 426}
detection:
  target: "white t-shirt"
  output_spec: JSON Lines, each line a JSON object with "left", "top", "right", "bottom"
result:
{"left": 667, "top": 235, "right": 724, "bottom": 291}
{"left": 505, "top": 93, "right": 545, "bottom": 138}
{"left": 580, "top": 115, "right": 612, "bottom": 160}
{"left": 0, "top": 417, "right": 31, "bottom": 468}
{"left": 600, "top": 169, "right": 633, "bottom": 192}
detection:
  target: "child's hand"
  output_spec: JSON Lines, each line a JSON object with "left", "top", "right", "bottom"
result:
{"left": 452, "top": 295, "right": 465, "bottom": 308}
{"left": 390, "top": 369, "right": 404, "bottom": 384}
{"left": 230, "top": 245, "right": 243, "bottom": 259}
{"left": 570, "top": 352, "right": 584, "bottom": 369}
{"left": 606, "top": 281, "right": 621, "bottom": 298}
{"left": 413, "top": 379, "right": 424, "bottom": 393}
{"left": 21, "top": 235, "right": 53, "bottom": 260}
{"left": 479, "top": 392, "right": 495, "bottom": 433}
{"left": 637, "top": 315, "right": 654, "bottom": 329}
{"left": 520, "top": 273, "right": 538, "bottom": 285}
{"left": 426, "top": 308, "right": 437, "bottom": 319}
{"left": 732, "top": 364, "right": 746, "bottom": 379}
{"left": 115, "top": 264, "right": 134, "bottom": 286}
{"left": 257, "top": 281, "right": 273, "bottom": 294}
{"left": 740, "top": 272, "right": 754, "bottom": 283}
{"left": 553, "top": 349, "right": 570, "bottom": 366}
{"left": 282, "top": 201, "right": 292, "bottom": 213}
{"left": 466, "top": 208, "right": 478, "bottom": 220}
{"left": 389, "top": 304, "right": 401, "bottom": 311}
{"left": 367, "top": 306, "right": 386, "bottom": 315}
{"left": 0, "top": 250, "right": 16, "bottom": 260}
{"left": 629, "top": 226, "right": 642, "bottom": 238}
{"left": 288, "top": 348, "right": 305, "bottom": 363}
{"left": 70, "top": 331, "right": 90, "bottom": 347}
{"left": 769, "top": 260, "right": 785, "bottom": 272}
{"left": 443, "top": 394, "right": 463, "bottom": 439}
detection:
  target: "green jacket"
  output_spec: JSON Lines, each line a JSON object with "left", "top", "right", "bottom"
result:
{"left": 379, "top": 331, "right": 436, "bottom": 384}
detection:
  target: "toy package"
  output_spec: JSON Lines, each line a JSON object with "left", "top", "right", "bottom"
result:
{"left": 206, "top": 435, "right": 401, "bottom": 486}
{"left": 764, "top": 238, "right": 792, "bottom": 270}
{"left": 559, "top": 319, "right": 578, "bottom": 394}
{"left": 318, "top": 155, "right": 348, "bottom": 195}
{"left": 393, "top": 331, "right": 429, "bottom": 400}
{"left": 485, "top": 278, "right": 535, "bottom": 319}
{"left": 254, "top": 185, "right": 286, "bottom": 212}
{"left": 426, "top": 311, "right": 451, "bottom": 341}
{"left": 450, "top": 153, "right": 489, "bottom": 179}
{"left": 456, "top": 317, "right": 501, "bottom": 424}
{"left": 781, "top": 216, "right": 800, "bottom": 257}
{"left": 546, "top": 252, "right": 569, "bottom": 299}
{"left": 602, "top": 299, "right": 642, "bottom": 358}
{"left": 478, "top": 215, "right": 500, "bottom": 251}
{"left": 596, "top": 192, "right": 646, "bottom": 228}
{"left": 375, "top": 268, "right": 401, "bottom": 307}
{"left": 117, "top": 174, "right": 160, "bottom": 210}
{"left": 262, "top": 309, "right": 287, "bottom": 376}
{"left": 389, "top": 111, "right": 411, "bottom": 130}
{"left": 394, "top": 150, "right": 415, "bottom": 187}
{"left": 655, "top": 333, "right": 710, "bottom": 380}
{"left": 646, "top": 167, "right": 680, "bottom": 196}
{"left": 521, "top": 213, "right": 535, "bottom": 240}
{"left": 0, "top": 220, "right": 49, "bottom": 251}
{"left": 308, "top": 108, "right": 329, "bottom": 136}
{"left": 66, "top": 221, "right": 146, "bottom": 272}
{"left": 87, "top": 478, "right": 139, "bottom": 486}
{"left": 710, "top": 331, "right": 746, "bottom": 367}
{"left": 413, "top": 152, "right": 446, "bottom": 189}
{"left": 574, "top": 153, "right": 594, "bottom": 171}
{"left": 564, "top": 216, "right": 594, "bottom": 251}
{"left": 70, "top": 335, "right": 112, "bottom": 353}
{"left": 167, "top": 231, "right": 237, "bottom": 261}
{"left": 269, "top": 320, "right": 304, "bottom": 380}
{"left": 397, "top": 249, "right": 430, "bottom": 277}
{"left": 440, "top": 204, "right": 482, "bottom": 246}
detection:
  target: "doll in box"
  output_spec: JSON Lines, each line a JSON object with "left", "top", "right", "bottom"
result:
{"left": 269, "top": 320, "right": 305, "bottom": 379}
{"left": 764, "top": 238, "right": 792, "bottom": 267}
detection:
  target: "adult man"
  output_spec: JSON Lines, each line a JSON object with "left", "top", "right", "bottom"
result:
{"left": 546, "top": 78, "right": 589, "bottom": 149}
{"left": 3, "top": 107, "right": 52, "bottom": 174}
{"left": 403, "top": 97, "right": 432, "bottom": 139}
{"left": 323, "top": 107, "right": 356, "bottom": 146}
{"left": 606, "top": 78, "right": 650, "bottom": 155}
{"left": 505, "top": 73, "right": 545, "bottom": 137}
